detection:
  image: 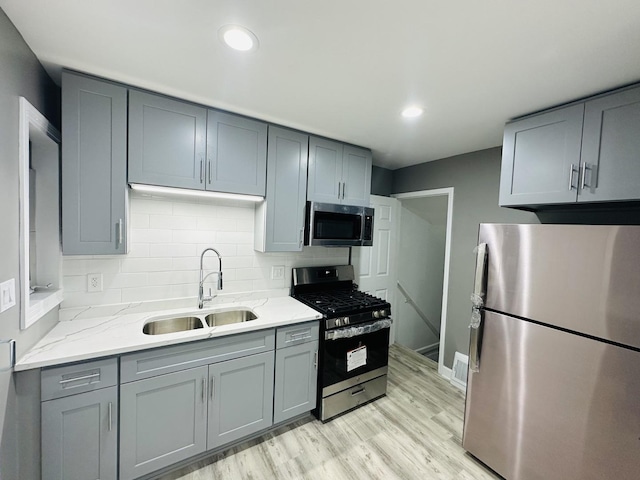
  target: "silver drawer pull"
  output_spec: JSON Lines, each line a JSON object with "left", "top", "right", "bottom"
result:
{"left": 59, "top": 372, "right": 100, "bottom": 385}
{"left": 108, "top": 402, "right": 113, "bottom": 431}
{"left": 289, "top": 332, "right": 311, "bottom": 341}
{"left": 351, "top": 387, "right": 366, "bottom": 396}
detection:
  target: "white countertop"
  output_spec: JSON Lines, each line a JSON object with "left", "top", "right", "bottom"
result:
{"left": 15, "top": 296, "right": 322, "bottom": 371}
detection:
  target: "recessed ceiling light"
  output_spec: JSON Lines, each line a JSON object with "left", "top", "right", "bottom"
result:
{"left": 218, "top": 25, "right": 259, "bottom": 52}
{"left": 401, "top": 106, "right": 424, "bottom": 118}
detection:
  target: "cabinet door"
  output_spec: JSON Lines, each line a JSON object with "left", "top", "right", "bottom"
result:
{"left": 256, "top": 126, "right": 308, "bottom": 252}
{"left": 499, "top": 104, "right": 584, "bottom": 207}
{"left": 42, "top": 386, "right": 117, "bottom": 480}
{"left": 273, "top": 340, "right": 318, "bottom": 424}
{"left": 206, "top": 110, "right": 267, "bottom": 196}
{"left": 342, "top": 145, "right": 372, "bottom": 207}
{"left": 128, "top": 90, "right": 206, "bottom": 189}
{"left": 120, "top": 366, "right": 208, "bottom": 480}
{"left": 62, "top": 72, "right": 127, "bottom": 254}
{"left": 580, "top": 85, "right": 640, "bottom": 203}
{"left": 308, "top": 136, "right": 343, "bottom": 203}
{"left": 207, "top": 351, "right": 274, "bottom": 450}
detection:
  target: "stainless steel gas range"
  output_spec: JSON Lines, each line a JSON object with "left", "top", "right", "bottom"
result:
{"left": 291, "top": 265, "right": 392, "bottom": 422}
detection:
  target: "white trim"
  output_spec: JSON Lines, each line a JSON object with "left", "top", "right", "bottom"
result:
{"left": 18, "top": 97, "right": 62, "bottom": 330}
{"left": 392, "top": 187, "right": 454, "bottom": 379}
{"left": 415, "top": 342, "right": 439, "bottom": 355}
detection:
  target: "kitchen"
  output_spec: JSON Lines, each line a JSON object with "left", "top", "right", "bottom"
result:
{"left": 1, "top": 1, "right": 640, "bottom": 479}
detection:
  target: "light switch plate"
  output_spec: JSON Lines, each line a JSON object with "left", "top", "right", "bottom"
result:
{"left": 87, "top": 273, "right": 103, "bottom": 292}
{"left": 0, "top": 278, "right": 16, "bottom": 313}
{"left": 271, "top": 265, "right": 285, "bottom": 280}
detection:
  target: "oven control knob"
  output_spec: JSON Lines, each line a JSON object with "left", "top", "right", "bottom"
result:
{"left": 343, "top": 317, "right": 350, "bottom": 324}
{"left": 373, "top": 310, "right": 380, "bottom": 318}
{"left": 335, "top": 318, "right": 342, "bottom": 327}
{"left": 379, "top": 309, "right": 386, "bottom": 317}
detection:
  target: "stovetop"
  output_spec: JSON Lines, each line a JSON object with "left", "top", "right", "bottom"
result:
{"left": 294, "top": 289, "right": 389, "bottom": 316}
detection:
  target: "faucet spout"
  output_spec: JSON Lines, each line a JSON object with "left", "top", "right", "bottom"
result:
{"left": 198, "top": 248, "right": 223, "bottom": 309}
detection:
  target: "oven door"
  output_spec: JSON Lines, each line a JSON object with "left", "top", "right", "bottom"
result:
{"left": 322, "top": 319, "right": 390, "bottom": 389}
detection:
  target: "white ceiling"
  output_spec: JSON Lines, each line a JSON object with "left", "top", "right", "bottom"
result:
{"left": 3, "top": 0, "right": 640, "bottom": 169}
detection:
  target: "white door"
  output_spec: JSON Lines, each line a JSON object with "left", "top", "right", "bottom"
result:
{"left": 352, "top": 195, "right": 399, "bottom": 344}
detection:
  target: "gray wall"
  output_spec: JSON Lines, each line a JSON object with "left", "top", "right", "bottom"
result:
{"left": 392, "top": 147, "right": 538, "bottom": 368}
{"left": 0, "top": 9, "right": 60, "bottom": 480}
{"left": 371, "top": 165, "right": 393, "bottom": 197}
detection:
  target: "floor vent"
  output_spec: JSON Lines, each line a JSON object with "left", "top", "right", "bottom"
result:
{"left": 450, "top": 352, "right": 468, "bottom": 391}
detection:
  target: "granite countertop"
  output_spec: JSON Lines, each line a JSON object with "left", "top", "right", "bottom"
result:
{"left": 15, "top": 295, "right": 322, "bottom": 371}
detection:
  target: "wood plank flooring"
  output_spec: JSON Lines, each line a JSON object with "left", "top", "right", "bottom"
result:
{"left": 157, "top": 344, "right": 501, "bottom": 480}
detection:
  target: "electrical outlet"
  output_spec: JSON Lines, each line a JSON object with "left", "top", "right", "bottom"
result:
{"left": 271, "top": 265, "right": 285, "bottom": 280}
{"left": 87, "top": 273, "right": 103, "bottom": 292}
{"left": 0, "top": 278, "right": 16, "bottom": 313}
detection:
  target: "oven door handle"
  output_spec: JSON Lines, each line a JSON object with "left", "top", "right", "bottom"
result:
{"left": 325, "top": 318, "right": 392, "bottom": 340}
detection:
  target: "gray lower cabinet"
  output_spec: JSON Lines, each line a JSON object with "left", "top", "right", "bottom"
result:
{"left": 308, "top": 136, "right": 372, "bottom": 207}
{"left": 579, "top": 84, "right": 640, "bottom": 203}
{"left": 61, "top": 71, "right": 128, "bottom": 254}
{"left": 41, "top": 386, "right": 118, "bottom": 480}
{"left": 207, "top": 351, "right": 275, "bottom": 449}
{"left": 128, "top": 90, "right": 207, "bottom": 190}
{"left": 206, "top": 110, "right": 267, "bottom": 196}
{"left": 273, "top": 340, "right": 318, "bottom": 424}
{"left": 255, "top": 126, "right": 309, "bottom": 252}
{"left": 499, "top": 104, "right": 584, "bottom": 207}
{"left": 119, "top": 366, "right": 208, "bottom": 480}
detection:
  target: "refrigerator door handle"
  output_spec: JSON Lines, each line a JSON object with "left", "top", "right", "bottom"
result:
{"left": 469, "top": 242, "right": 488, "bottom": 372}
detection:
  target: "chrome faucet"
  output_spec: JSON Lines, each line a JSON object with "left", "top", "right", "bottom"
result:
{"left": 198, "top": 247, "right": 223, "bottom": 309}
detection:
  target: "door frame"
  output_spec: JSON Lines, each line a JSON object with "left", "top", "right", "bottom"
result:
{"left": 392, "top": 187, "right": 454, "bottom": 379}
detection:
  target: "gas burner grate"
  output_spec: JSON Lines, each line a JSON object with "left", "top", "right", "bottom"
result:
{"left": 295, "top": 290, "right": 388, "bottom": 315}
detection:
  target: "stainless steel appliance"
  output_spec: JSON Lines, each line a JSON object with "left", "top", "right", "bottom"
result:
{"left": 463, "top": 224, "right": 640, "bottom": 480}
{"left": 291, "top": 265, "right": 391, "bottom": 421}
{"left": 304, "top": 202, "right": 374, "bottom": 247}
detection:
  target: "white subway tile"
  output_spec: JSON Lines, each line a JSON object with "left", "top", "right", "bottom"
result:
{"left": 149, "top": 214, "right": 197, "bottom": 230}
{"left": 235, "top": 268, "right": 261, "bottom": 281}
{"left": 130, "top": 197, "right": 173, "bottom": 215}
{"left": 223, "top": 256, "right": 254, "bottom": 269}
{"left": 121, "top": 286, "right": 174, "bottom": 303}
{"left": 63, "top": 275, "right": 86, "bottom": 292}
{"left": 148, "top": 270, "right": 199, "bottom": 286}
{"left": 172, "top": 257, "right": 200, "bottom": 271}
{"left": 220, "top": 280, "right": 254, "bottom": 293}
{"left": 217, "top": 231, "right": 253, "bottom": 245}
{"left": 237, "top": 218, "right": 254, "bottom": 232}
{"left": 149, "top": 243, "right": 197, "bottom": 258}
{"left": 196, "top": 243, "right": 236, "bottom": 257}
{"left": 129, "top": 229, "right": 173, "bottom": 244}
{"left": 62, "top": 290, "right": 122, "bottom": 308}
{"left": 196, "top": 217, "right": 237, "bottom": 231}
{"left": 103, "top": 273, "right": 148, "bottom": 289}
{"left": 127, "top": 243, "right": 150, "bottom": 258}
{"left": 130, "top": 213, "right": 150, "bottom": 229}
{"left": 173, "top": 230, "right": 217, "bottom": 244}
{"left": 121, "top": 258, "right": 173, "bottom": 273}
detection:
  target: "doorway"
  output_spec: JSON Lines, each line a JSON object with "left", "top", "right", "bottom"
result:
{"left": 393, "top": 188, "right": 453, "bottom": 375}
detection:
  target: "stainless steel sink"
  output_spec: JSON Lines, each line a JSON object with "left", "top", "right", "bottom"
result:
{"left": 204, "top": 310, "right": 257, "bottom": 327}
{"left": 143, "top": 317, "right": 204, "bottom": 335}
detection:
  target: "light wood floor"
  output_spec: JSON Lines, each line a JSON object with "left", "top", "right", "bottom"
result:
{"left": 158, "top": 344, "right": 501, "bottom": 480}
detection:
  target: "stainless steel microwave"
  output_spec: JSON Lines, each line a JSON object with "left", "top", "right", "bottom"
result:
{"left": 304, "top": 202, "right": 374, "bottom": 247}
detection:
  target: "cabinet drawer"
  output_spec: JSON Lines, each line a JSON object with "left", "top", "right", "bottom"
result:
{"left": 121, "top": 329, "right": 275, "bottom": 383}
{"left": 41, "top": 357, "right": 118, "bottom": 401}
{"left": 276, "top": 322, "right": 319, "bottom": 349}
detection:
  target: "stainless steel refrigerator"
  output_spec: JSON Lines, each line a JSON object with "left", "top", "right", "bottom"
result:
{"left": 463, "top": 224, "right": 640, "bottom": 480}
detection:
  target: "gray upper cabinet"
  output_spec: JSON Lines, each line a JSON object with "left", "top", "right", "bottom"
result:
{"left": 579, "top": 85, "right": 640, "bottom": 203}
{"left": 62, "top": 71, "right": 128, "bottom": 254}
{"left": 128, "top": 90, "right": 207, "bottom": 190}
{"left": 41, "top": 386, "right": 118, "bottom": 480}
{"left": 207, "top": 351, "right": 274, "bottom": 450}
{"left": 255, "top": 126, "right": 309, "bottom": 252}
{"left": 308, "top": 136, "right": 372, "bottom": 207}
{"left": 499, "top": 104, "right": 584, "bottom": 207}
{"left": 206, "top": 110, "right": 267, "bottom": 196}
{"left": 119, "top": 366, "right": 208, "bottom": 480}
{"left": 273, "top": 340, "right": 318, "bottom": 424}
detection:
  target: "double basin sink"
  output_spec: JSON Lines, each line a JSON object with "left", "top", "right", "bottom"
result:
{"left": 143, "top": 309, "right": 257, "bottom": 335}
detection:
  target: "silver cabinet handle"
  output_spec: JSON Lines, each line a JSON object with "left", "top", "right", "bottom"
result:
{"left": 342, "top": 182, "right": 346, "bottom": 199}
{"left": 314, "top": 351, "right": 318, "bottom": 370}
{"left": 201, "top": 378, "right": 206, "bottom": 403}
{"left": 208, "top": 160, "right": 212, "bottom": 184}
{"left": 200, "top": 159, "right": 203, "bottom": 183}
{"left": 299, "top": 229, "right": 303, "bottom": 249}
{"left": 108, "top": 402, "right": 113, "bottom": 431}
{"left": 59, "top": 372, "right": 100, "bottom": 385}
{"left": 116, "top": 219, "right": 123, "bottom": 248}
{"left": 338, "top": 181, "right": 342, "bottom": 199}
{"left": 210, "top": 376, "right": 215, "bottom": 400}
{"left": 289, "top": 332, "right": 311, "bottom": 341}
{"left": 351, "top": 387, "right": 366, "bottom": 396}
{"left": 568, "top": 164, "right": 577, "bottom": 190}
{"left": 580, "top": 162, "right": 591, "bottom": 190}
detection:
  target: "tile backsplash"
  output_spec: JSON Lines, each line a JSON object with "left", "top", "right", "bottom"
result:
{"left": 62, "top": 191, "right": 348, "bottom": 309}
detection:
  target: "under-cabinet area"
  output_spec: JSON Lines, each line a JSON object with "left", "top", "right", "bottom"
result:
{"left": 39, "top": 321, "right": 319, "bottom": 480}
